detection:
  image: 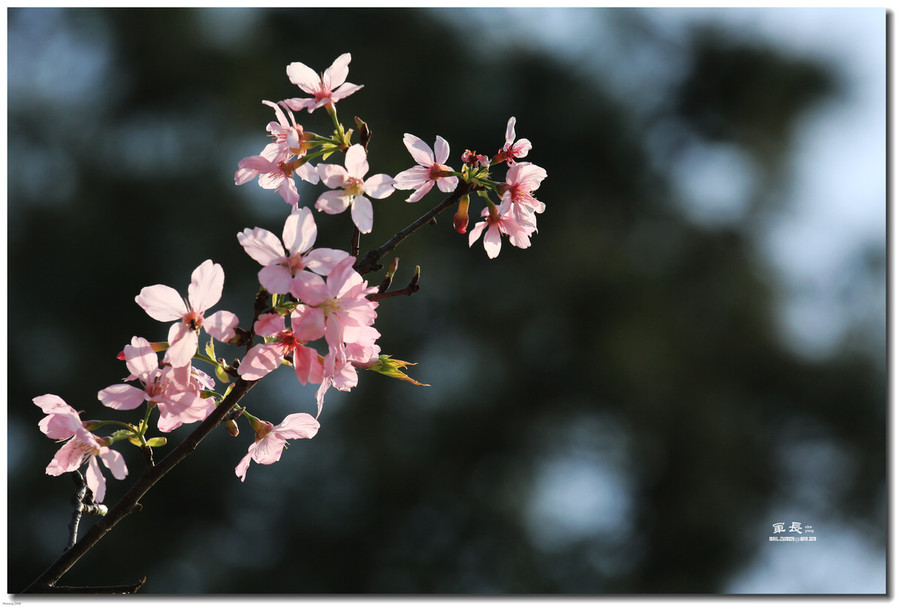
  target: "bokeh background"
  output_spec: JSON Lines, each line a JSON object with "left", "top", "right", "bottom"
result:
{"left": 7, "top": 7, "right": 886, "bottom": 594}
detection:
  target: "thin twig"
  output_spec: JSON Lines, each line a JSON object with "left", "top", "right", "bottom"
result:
{"left": 354, "top": 181, "right": 475, "bottom": 276}
{"left": 368, "top": 265, "right": 420, "bottom": 302}
{"left": 350, "top": 226, "right": 361, "bottom": 259}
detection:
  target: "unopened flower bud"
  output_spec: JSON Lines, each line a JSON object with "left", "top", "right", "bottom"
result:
{"left": 453, "top": 195, "right": 470, "bottom": 234}
{"left": 225, "top": 419, "right": 240, "bottom": 437}
{"left": 354, "top": 116, "right": 372, "bottom": 151}
{"left": 244, "top": 412, "right": 275, "bottom": 442}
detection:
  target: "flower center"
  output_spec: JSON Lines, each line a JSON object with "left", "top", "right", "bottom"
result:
{"left": 182, "top": 311, "right": 203, "bottom": 331}
{"left": 429, "top": 164, "right": 446, "bottom": 181}
{"left": 276, "top": 329, "right": 303, "bottom": 354}
{"left": 284, "top": 253, "right": 306, "bottom": 277}
{"left": 345, "top": 177, "right": 365, "bottom": 197}
{"left": 278, "top": 161, "right": 295, "bottom": 178}
{"left": 320, "top": 297, "right": 342, "bottom": 318}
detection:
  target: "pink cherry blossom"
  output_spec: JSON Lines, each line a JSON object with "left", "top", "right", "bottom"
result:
{"left": 291, "top": 256, "right": 379, "bottom": 359}
{"left": 237, "top": 310, "right": 324, "bottom": 386}
{"left": 315, "top": 144, "right": 395, "bottom": 234}
{"left": 34, "top": 394, "right": 84, "bottom": 440}
{"left": 135, "top": 260, "right": 240, "bottom": 369}
{"left": 314, "top": 324, "right": 381, "bottom": 414}
{"left": 238, "top": 207, "right": 350, "bottom": 298}
{"left": 97, "top": 337, "right": 216, "bottom": 433}
{"left": 495, "top": 117, "right": 532, "bottom": 166}
{"left": 499, "top": 162, "right": 547, "bottom": 226}
{"left": 235, "top": 412, "right": 320, "bottom": 481}
{"left": 393, "top": 134, "right": 459, "bottom": 203}
{"left": 468, "top": 206, "right": 536, "bottom": 259}
{"left": 235, "top": 101, "right": 319, "bottom": 206}
{"left": 282, "top": 53, "right": 363, "bottom": 114}
{"left": 235, "top": 156, "right": 319, "bottom": 207}
{"left": 36, "top": 395, "right": 127, "bottom": 503}
{"left": 155, "top": 366, "right": 217, "bottom": 433}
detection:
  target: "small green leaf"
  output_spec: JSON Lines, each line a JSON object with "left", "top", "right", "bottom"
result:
{"left": 146, "top": 437, "right": 167, "bottom": 448}
{"left": 205, "top": 337, "right": 217, "bottom": 361}
{"left": 215, "top": 364, "right": 230, "bottom": 384}
{"left": 367, "top": 355, "right": 430, "bottom": 387}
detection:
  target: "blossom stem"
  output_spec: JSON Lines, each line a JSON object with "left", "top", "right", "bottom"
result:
{"left": 354, "top": 180, "right": 476, "bottom": 275}
{"left": 22, "top": 378, "right": 259, "bottom": 593}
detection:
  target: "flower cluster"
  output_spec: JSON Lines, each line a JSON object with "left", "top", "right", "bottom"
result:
{"left": 35, "top": 52, "right": 548, "bottom": 504}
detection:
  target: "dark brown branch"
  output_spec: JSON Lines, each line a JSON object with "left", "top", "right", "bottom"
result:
{"left": 368, "top": 265, "right": 420, "bottom": 302}
{"left": 376, "top": 257, "right": 400, "bottom": 293}
{"left": 23, "top": 378, "right": 259, "bottom": 594}
{"left": 65, "top": 472, "right": 87, "bottom": 552}
{"left": 350, "top": 226, "right": 361, "bottom": 259}
{"left": 354, "top": 180, "right": 475, "bottom": 276}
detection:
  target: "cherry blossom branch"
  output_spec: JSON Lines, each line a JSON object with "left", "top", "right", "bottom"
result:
{"left": 23, "top": 378, "right": 259, "bottom": 594}
{"left": 354, "top": 180, "right": 477, "bottom": 276}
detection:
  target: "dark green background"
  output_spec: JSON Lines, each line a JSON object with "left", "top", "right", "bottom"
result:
{"left": 8, "top": 7, "right": 886, "bottom": 594}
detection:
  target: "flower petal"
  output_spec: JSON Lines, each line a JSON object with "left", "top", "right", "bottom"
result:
{"left": 330, "top": 82, "right": 363, "bottom": 102}
{"left": 123, "top": 336, "right": 159, "bottom": 381}
{"left": 258, "top": 264, "right": 293, "bottom": 296}
{"left": 318, "top": 162, "right": 350, "bottom": 189}
{"left": 364, "top": 174, "right": 395, "bottom": 199}
{"left": 351, "top": 196, "right": 374, "bottom": 234}
{"left": 344, "top": 144, "right": 369, "bottom": 179}
{"left": 136, "top": 284, "right": 185, "bottom": 322}
{"left": 322, "top": 52, "right": 352, "bottom": 90}
{"left": 436, "top": 175, "right": 459, "bottom": 193}
{"left": 303, "top": 248, "right": 350, "bottom": 275}
{"left": 165, "top": 323, "right": 197, "bottom": 368}
{"left": 97, "top": 384, "right": 147, "bottom": 411}
{"left": 290, "top": 304, "right": 326, "bottom": 341}
{"left": 253, "top": 312, "right": 286, "bottom": 337}
{"left": 283, "top": 207, "right": 317, "bottom": 255}
{"left": 237, "top": 227, "right": 285, "bottom": 267}
{"left": 393, "top": 166, "right": 430, "bottom": 190}
{"left": 33, "top": 394, "right": 73, "bottom": 416}
{"left": 405, "top": 181, "right": 433, "bottom": 203}
{"left": 483, "top": 225, "right": 502, "bottom": 259}
{"left": 505, "top": 116, "right": 516, "bottom": 146}
{"left": 235, "top": 451, "right": 253, "bottom": 482}
{"left": 293, "top": 344, "right": 324, "bottom": 385}
{"left": 402, "top": 133, "right": 434, "bottom": 166}
{"left": 100, "top": 448, "right": 128, "bottom": 480}
{"left": 252, "top": 435, "right": 288, "bottom": 466}
{"left": 85, "top": 456, "right": 107, "bottom": 503}
{"left": 188, "top": 260, "right": 224, "bottom": 313}
{"left": 205, "top": 310, "right": 239, "bottom": 342}
{"left": 45, "top": 439, "right": 84, "bottom": 476}
{"left": 238, "top": 343, "right": 285, "bottom": 381}
{"left": 274, "top": 412, "right": 320, "bottom": 440}
{"left": 286, "top": 60, "right": 320, "bottom": 95}
{"left": 290, "top": 272, "right": 329, "bottom": 305}
{"left": 277, "top": 175, "right": 299, "bottom": 206}
{"left": 315, "top": 189, "right": 351, "bottom": 215}
{"left": 433, "top": 135, "right": 451, "bottom": 164}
